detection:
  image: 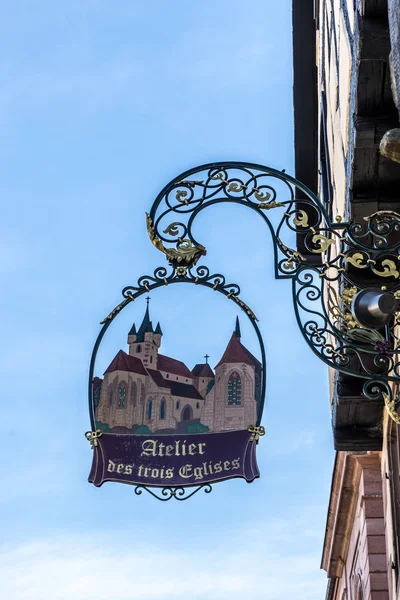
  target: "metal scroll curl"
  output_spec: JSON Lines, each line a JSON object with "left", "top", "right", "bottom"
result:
{"left": 146, "top": 161, "right": 400, "bottom": 414}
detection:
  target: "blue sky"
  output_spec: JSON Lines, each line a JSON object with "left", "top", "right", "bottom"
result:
{"left": 0, "top": 1, "right": 334, "bottom": 598}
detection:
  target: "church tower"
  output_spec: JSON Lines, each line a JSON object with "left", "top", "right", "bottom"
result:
{"left": 127, "top": 299, "right": 162, "bottom": 368}
{"left": 200, "top": 317, "right": 258, "bottom": 432}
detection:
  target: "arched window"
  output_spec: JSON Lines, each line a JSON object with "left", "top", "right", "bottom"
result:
{"left": 160, "top": 399, "right": 166, "bottom": 419}
{"left": 141, "top": 383, "right": 145, "bottom": 405}
{"left": 118, "top": 382, "right": 127, "bottom": 408}
{"left": 93, "top": 385, "right": 101, "bottom": 408}
{"left": 228, "top": 371, "right": 242, "bottom": 405}
{"left": 136, "top": 344, "right": 141, "bottom": 353}
{"left": 176, "top": 400, "right": 180, "bottom": 409}
{"left": 131, "top": 382, "right": 137, "bottom": 407}
{"left": 108, "top": 386, "right": 113, "bottom": 406}
{"left": 147, "top": 399, "right": 153, "bottom": 420}
{"left": 196, "top": 402, "right": 200, "bottom": 409}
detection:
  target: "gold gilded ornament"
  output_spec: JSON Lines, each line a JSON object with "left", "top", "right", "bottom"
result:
{"left": 363, "top": 210, "right": 400, "bottom": 222}
{"left": 247, "top": 425, "right": 266, "bottom": 442}
{"left": 310, "top": 234, "right": 335, "bottom": 253}
{"left": 346, "top": 252, "right": 368, "bottom": 269}
{"left": 293, "top": 210, "right": 309, "bottom": 228}
{"left": 146, "top": 213, "right": 207, "bottom": 266}
{"left": 254, "top": 189, "right": 272, "bottom": 202}
{"left": 85, "top": 430, "right": 103, "bottom": 449}
{"left": 383, "top": 393, "right": 400, "bottom": 425}
{"left": 372, "top": 259, "right": 400, "bottom": 279}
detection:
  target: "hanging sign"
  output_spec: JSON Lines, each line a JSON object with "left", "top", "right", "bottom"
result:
{"left": 86, "top": 165, "right": 268, "bottom": 501}
{"left": 86, "top": 277, "right": 266, "bottom": 500}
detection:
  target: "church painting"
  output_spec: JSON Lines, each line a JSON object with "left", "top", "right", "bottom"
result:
{"left": 94, "top": 300, "right": 262, "bottom": 436}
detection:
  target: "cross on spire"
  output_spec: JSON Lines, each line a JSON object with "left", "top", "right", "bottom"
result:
{"left": 145, "top": 296, "right": 151, "bottom": 306}
{"left": 204, "top": 354, "right": 209, "bottom": 364}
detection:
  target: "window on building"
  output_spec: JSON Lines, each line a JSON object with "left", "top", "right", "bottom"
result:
{"left": 131, "top": 382, "right": 137, "bottom": 407}
{"left": 228, "top": 372, "right": 242, "bottom": 405}
{"left": 160, "top": 399, "right": 166, "bottom": 419}
{"left": 108, "top": 386, "right": 113, "bottom": 406}
{"left": 147, "top": 399, "right": 153, "bottom": 420}
{"left": 118, "top": 382, "right": 127, "bottom": 408}
{"left": 136, "top": 344, "right": 141, "bottom": 353}
{"left": 93, "top": 385, "right": 101, "bottom": 408}
{"left": 150, "top": 355, "right": 153, "bottom": 364}
{"left": 141, "top": 383, "right": 145, "bottom": 405}
{"left": 196, "top": 402, "right": 200, "bottom": 409}
{"left": 176, "top": 400, "right": 180, "bottom": 409}
{"left": 166, "top": 374, "right": 169, "bottom": 378}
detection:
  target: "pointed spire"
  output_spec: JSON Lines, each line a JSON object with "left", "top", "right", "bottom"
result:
{"left": 128, "top": 322, "right": 137, "bottom": 336}
{"left": 155, "top": 322, "right": 162, "bottom": 335}
{"left": 135, "top": 299, "right": 154, "bottom": 341}
{"left": 234, "top": 316, "right": 241, "bottom": 339}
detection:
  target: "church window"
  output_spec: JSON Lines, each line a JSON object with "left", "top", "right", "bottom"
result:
{"left": 93, "top": 385, "right": 101, "bottom": 408}
{"left": 150, "top": 355, "right": 153, "bottom": 364}
{"left": 131, "top": 382, "right": 137, "bottom": 407}
{"left": 147, "top": 399, "right": 153, "bottom": 420}
{"left": 136, "top": 344, "right": 141, "bottom": 353}
{"left": 160, "top": 399, "right": 166, "bottom": 419}
{"left": 228, "top": 372, "right": 242, "bottom": 405}
{"left": 118, "top": 382, "right": 127, "bottom": 408}
{"left": 176, "top": 400, "right": 180, "bottom": 409}
{"left": 108, "top": 386, "right": 113, "bottom": 406}
{"left": 140, "top": 383, "right": 145, "bottom": 405}
{"left": 196, "top": 402, "right": 200, "bottom": 409}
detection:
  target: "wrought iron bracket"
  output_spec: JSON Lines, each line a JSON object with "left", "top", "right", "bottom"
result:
{"left": 143, "top": 161, "right": 400, "bottom": 420}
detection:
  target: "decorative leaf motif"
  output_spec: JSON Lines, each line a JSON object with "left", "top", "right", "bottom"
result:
{"left": 310, "top": 234, "right": 335, "bottom": 253}
{"left": 258, "top": 200, "right": 284, "bottom": 210}
{"left": 228, "top": 182, "right": 245, "bottom": 192}
{"left": 364, "top": 210, "right": 400, "bottom": 222}
{"left": 211, "top": 172, "right": 225, "bottom": 181}
{"left": 293, "top": 210, "right": 309, "bottom": 228}
{"left": 162, "top": 222, "right": 181, "bottom": 237}
{"left": 346, "top": 252, "right": 368, "bottom": 268}
{"left": 254, "top": 190, "right": 272, "bottom": 202}
{"left": 372, "top": 259, "right": 400, "bottom": 279}
{"left": 176, "top": 190, "right": 188, "bottom": 203}
{"left": 383, "top": 392, "right": 400, "bottom": 425}
{"left": 347, "top": 328, "right": 385, "bottom": 344}
{"left": 165, "top": 240, "right": 207, "bottom": 265}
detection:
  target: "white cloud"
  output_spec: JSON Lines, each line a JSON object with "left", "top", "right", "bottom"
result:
{"left": 0, "top": 532, "right": 326, "bottom": 600}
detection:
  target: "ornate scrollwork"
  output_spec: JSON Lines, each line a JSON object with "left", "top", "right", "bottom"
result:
{"left": 143, "top": 162, "right": 400, "bottom": 394}
{"left": 146, "top": 213, "right": 206, "bottom": 267}
{"left": 134, "top": 484, "right": 213, "bottom": 501}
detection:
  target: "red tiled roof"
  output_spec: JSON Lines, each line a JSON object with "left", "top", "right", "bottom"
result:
{"left": 192, "top": 363, "right": 214, "bottom": 378}
{"left": 104, "top": 350, "right": 147, "bottom": 376}
{"left": 215, "top": 333, "right": 259, "bottom": 369}
{"left": 241, "top": 346, "right": 262, "bottom": 373}
{"left": 157, "top": 354, "right": 193, "bottom": 378}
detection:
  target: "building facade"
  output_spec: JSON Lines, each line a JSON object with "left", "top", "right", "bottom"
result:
{"left": 293, "top": 1, "right": 400, "bottom": 598}
{"left": 94, "top": 305, "right": 260, "bottom": 435}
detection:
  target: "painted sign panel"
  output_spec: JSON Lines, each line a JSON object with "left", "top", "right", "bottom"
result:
{"left": 88, "top": 429, "right": 259, "bottom": 488}
{"left": 87, "top": 295, "right": 265, "bottom": 497}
